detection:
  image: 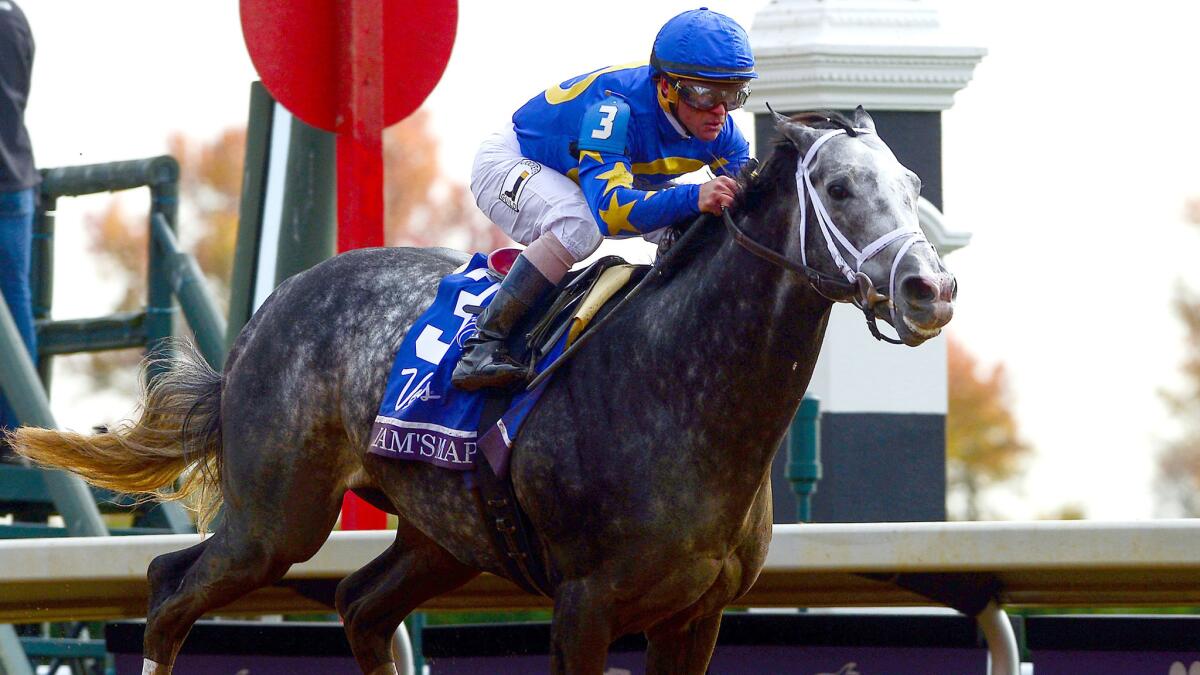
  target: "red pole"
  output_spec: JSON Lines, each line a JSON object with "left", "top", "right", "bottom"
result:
{"left": 336, "top": 0, "right": 386, "bottom": 251}
{"left": 242, "top": 0, "right": 457, "bottom": 532}
{"left": 337, "top": 0, "right": 387, "bottom": 530}
{"left": 342, "top": 491, "right": 387, "bottom": 530}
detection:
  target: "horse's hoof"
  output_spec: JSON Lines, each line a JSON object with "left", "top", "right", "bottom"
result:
{"left": 142, "top": 659, "right": 170, "bottom": 675}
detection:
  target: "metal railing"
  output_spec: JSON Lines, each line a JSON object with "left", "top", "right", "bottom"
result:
{"left": 33, "top": 156, "right": 229, "bottom": 380}
{"left": 0, "top": 155, "right": 232, "bottom": 673}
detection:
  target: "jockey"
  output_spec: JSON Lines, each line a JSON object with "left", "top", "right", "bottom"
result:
{"left": 453, "top": 7, "right": 757, "bottom": 391}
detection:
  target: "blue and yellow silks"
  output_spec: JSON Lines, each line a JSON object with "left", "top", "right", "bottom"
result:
{"left": 511, "top": 63, "right": 750, "bottom": 237}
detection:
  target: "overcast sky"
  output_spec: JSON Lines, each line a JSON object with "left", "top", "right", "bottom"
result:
{"left": 17, "top": 0, "right": 1200, "bottom": 520}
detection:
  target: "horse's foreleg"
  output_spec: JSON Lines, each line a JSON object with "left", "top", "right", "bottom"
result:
{"left": 336, "top": 520, "right": 479, "bottom": 675}
{"left": 550, "top": 579, "right": 613, "bottom": 675}
{"left": 644, "top": 612, "right": 723, "bottom": 675}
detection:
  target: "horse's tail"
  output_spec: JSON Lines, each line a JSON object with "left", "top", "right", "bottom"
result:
{"left": 6, "top": 340, "right": 225, "bottom": 531}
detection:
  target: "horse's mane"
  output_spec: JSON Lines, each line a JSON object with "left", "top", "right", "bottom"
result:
{"left": 654, "top": 110, "right": 854, "bottom": 280}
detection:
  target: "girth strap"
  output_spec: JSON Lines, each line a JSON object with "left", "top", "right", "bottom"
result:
{"left": 468, "top": 394, "right": 555, "bottom": 597}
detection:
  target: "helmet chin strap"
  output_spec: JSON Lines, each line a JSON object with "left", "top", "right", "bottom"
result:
{"left": 655, "top": 78, "right": 691, "bottom": 137}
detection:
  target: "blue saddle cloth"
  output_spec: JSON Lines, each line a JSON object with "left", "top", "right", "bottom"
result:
{"left": 367, "top": 254, "right": 566, "bottom": 477}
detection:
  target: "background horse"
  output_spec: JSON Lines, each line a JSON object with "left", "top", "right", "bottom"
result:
{"left": 10, "top": 108, "right": 955, "bottom": 675}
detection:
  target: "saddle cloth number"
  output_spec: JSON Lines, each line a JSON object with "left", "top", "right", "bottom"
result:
{"left": 413, "top": 267, "right": 498, "bottom": 365}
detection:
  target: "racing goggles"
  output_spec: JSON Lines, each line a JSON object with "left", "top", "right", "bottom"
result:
{"left": 671, "top": 78, "right": 751, "bottom": 112}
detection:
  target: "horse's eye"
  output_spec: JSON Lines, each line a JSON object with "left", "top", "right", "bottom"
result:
{"left": 828, "top": 183, "right": 850, "bottom": 201}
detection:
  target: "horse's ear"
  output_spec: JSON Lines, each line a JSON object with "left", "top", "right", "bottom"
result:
{"left": 776, "top": 117, "right": 824, "bottom": 153}
{"left": 853, "top": 105, "right": 877, "bottom": 133}
{"left": 765, "top": 102, "right": 790, "bottom": 128}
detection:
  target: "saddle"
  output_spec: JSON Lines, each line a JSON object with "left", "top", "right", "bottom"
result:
{"left": 522, "top": 255, "right": 646, "bottom": 371}
{"left": 469, "top": 253, "right": 649, "bottom": 597}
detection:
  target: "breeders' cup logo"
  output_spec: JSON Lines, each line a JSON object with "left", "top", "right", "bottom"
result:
{"left": 455, "top": 317, "right": 479, "bottom": 348}
{"left": 499, "top": 160, "right": 541, "bottom": 212}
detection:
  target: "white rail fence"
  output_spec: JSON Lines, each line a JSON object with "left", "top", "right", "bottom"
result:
{"left": 4, "top": 520, "right": 1199, "bottom": 674}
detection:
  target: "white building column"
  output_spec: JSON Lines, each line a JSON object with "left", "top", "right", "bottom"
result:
{"left": 750, "top": 0, "right": 984, "bottom": 522}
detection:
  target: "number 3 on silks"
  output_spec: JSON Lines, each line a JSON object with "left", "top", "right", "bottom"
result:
{"left": 592, "top": 105, "right": 618, "bottom": 140}
{"left": 413, "top": 268, "right": 499, "bottom": 365}
{"left": 578, "top": 96, "right": 630, "bottom": 155}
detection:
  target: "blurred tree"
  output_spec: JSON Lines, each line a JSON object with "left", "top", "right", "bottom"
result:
{"left": 382, "top": 109, "right": 510, "bottom": 252}
{"left": 79, "top": 109, "right": 505, "bottom": 391}
{"left": 170, "top": 128, "right": 244, "bottom": 297}
{"left": 79, "top": 200, "right": 149, "bottom": 388}
{"left": 946, "top": 332, "right": 1032, "bottom": 520}
{"left": 1156, "top": 198, "right": 1200, "bottom": 516}
{"left": 79, "top": 128, "right": 246, "bottom": 386}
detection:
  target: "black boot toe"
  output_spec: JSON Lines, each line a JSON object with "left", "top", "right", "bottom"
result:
{"left": 451, "top": 341, "right": 527, "bottom": 391}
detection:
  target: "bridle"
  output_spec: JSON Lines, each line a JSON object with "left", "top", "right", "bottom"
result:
{"left": 527, "top": 127, "right": 930, "bottom": 390}
{"left": 722, "top": 128, "right": 930, "bottom": 345}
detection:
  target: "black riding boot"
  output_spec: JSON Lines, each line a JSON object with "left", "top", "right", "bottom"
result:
{"left": 452, "top": 255, "right": 555, "bottom": 391}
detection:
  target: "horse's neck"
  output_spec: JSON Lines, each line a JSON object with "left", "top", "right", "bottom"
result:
{"left": 649, "top": 207, "right": 832, "bottom": 485}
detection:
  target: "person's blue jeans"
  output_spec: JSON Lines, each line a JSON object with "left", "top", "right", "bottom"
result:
{"left": 0, "top": 187, "right": 37, "bottom": 430}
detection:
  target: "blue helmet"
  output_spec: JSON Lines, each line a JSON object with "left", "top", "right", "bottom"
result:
{"left": 650, "top": 8, "right": 758, "bottom": 82}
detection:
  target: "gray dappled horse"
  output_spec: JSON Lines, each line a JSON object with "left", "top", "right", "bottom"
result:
{"left": 10, "top": 108, "right": 955, "bottom": 674}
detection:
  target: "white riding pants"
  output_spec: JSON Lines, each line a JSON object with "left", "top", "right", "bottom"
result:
{"left": 470, "top": 124, "right": 605, "bottom": 263}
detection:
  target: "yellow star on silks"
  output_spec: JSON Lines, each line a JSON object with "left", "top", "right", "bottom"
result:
{"left": 594, "top": 162, "right": 634, "bottom": 195}
{"left": 579, "top": 150, "right": 603, "bottom": 164}
{"left": 599, "top": 192, "right": 640, "bottom": 236}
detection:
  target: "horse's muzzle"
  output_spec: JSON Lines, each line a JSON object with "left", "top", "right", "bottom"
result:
{"left": 893, "top": 272, "right": 956, "bottom": 343}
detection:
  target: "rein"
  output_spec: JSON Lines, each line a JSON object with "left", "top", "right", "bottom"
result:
{"left": 721, "top": 210, "right": 899, "bottom": 345}
{"left": 725, "top": 127, "right": 931, "bottom": 345}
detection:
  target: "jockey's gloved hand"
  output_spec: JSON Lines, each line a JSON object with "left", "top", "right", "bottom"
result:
{"left": 699, "top": 176, "right": 738, "bottom": 215}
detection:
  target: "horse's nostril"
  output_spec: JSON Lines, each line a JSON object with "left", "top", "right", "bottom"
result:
{"left": 901, "top": 275, "right": 938, "bottom": 304}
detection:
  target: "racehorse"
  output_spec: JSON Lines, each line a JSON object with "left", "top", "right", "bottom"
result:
{"left": 10, "top": 107, "right": 956, "bottom": 675}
